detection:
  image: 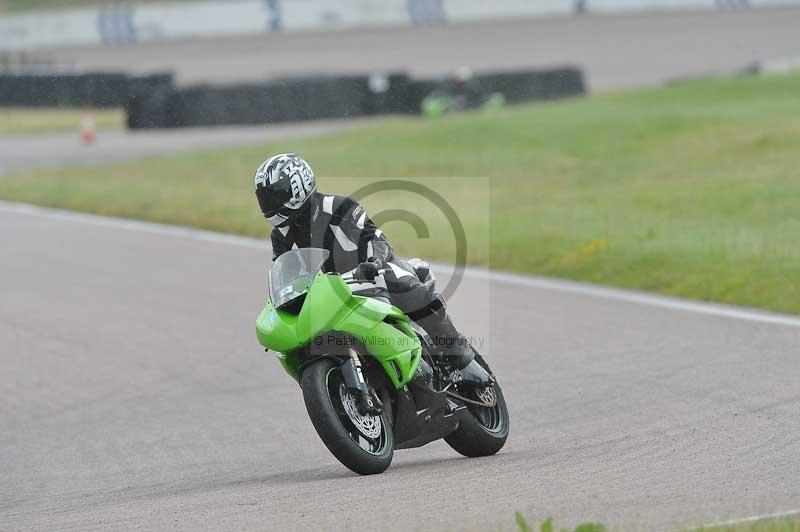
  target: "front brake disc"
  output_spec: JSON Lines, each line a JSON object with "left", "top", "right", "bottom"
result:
{"left": 339, "top": 385, "right": 382, "bottom": 439}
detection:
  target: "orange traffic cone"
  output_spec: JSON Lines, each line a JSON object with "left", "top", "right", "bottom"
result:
{"left": 81, "top": 108, "right": 96, "bottom": 145}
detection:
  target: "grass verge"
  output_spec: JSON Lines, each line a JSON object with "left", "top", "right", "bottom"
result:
{"left": 0, "top": 107, "right": 124, "bottom": 136}
{"left": 514, "top": 514, "right": 800, "bottom": 532}
{"left": 1, "top": 73, "right": 799, "bottom": 313}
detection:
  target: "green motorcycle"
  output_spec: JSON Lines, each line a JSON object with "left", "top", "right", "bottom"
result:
{"left": 256, "top": 248, "right": 509, "bottom": 475}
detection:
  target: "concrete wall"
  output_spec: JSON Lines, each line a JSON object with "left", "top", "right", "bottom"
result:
{"left": 2, "top": 0, "right": 799, "bottom": 51}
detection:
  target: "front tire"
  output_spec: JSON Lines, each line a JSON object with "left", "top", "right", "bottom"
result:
{"left": 301, "top": 358, "right": 394, "bottom": 475}
{"left": 445, "top": 354, "right": 509, "bottom": 457}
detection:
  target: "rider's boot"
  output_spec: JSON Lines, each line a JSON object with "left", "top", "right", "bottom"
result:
{"left": 416, "top": 310, "right": 472, "bottom": 368}
{"left": 457, "top": 358, "right": 494, "bottom": 387}
{"left": 416, "top": 310, "right": 492, "bottom": 386}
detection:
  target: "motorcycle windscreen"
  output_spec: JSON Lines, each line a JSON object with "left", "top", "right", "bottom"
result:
{"left": 269, "top": 248, "right": 330, "bottom": 308}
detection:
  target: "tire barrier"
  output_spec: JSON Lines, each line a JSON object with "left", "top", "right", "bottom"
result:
{"left": 474, "top": 68, "right": 585, "bottom": 104}
{"left": 0, "top": 71, "right": 173, "bottom": 108}
{"left": 127, "top": 73, "right": 411, "bottom": 129}
{"left": 0, "top": 66, "right": 584, "bottom": 126}
{"left": 141, "top": 76, "right": 369, "bottom": 128}
{"left": 125, "top": 67, "right": 585, "bottom": 129}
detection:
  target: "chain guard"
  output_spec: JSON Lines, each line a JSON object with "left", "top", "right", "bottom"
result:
{"left": 446, "top": 385, "right": 497, "bottom": 408}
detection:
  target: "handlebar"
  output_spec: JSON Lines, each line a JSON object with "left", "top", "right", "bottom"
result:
{"left": 341, "top": 268, "right": 388, "bottom": 284}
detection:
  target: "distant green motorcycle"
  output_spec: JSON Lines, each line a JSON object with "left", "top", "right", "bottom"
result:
{"left": 256, "top": 248, "right": 509, "bottom": 475}
{"left": 422, "top": 91, "right": 506, "bottom": 118}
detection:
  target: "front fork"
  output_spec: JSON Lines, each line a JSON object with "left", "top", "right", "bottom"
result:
{"left": 340, "top": 347, "right": 383, "bottom": 415}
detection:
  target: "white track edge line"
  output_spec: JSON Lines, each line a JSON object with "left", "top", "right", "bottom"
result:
{"left": 4, "top": 200, "right": 800, "bottom": 329}
{"left": 701, "top": 508, "right": 800, "bottom": 529}
{"left": 460, "top": 267, "right": 800, "bottom": 328}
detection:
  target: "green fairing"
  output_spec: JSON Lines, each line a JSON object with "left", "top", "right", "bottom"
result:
{"left": 256, "top": 272, "right": 422, "bottom": 388}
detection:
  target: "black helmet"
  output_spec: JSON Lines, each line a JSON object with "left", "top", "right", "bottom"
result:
{"left": 254, "top": 153, "right": 317, "bottom": 227}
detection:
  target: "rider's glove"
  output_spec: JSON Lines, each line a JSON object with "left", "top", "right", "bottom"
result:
{"left": 354, "top": 259, "right": 380, "bottom": 281}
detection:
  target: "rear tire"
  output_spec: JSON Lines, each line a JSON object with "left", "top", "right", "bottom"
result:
{"left": 445, "top": 354, "right": 509, "bottom": 457}
{"left": 301, "top": 358, "right": 394, "bottom": 475}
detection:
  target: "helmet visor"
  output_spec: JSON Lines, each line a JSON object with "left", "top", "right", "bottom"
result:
{"left": 257, "top": 190, "right": 298, "bottom": 227}
{"left": 256, "top": 188, "right": 287, "bottom": 217}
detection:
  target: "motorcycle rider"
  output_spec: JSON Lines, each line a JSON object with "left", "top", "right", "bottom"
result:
{"left": 254, "top": 153, "right": 491, "bottom": 385}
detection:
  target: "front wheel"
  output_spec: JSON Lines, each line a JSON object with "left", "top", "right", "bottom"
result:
{"left": 301, "top": 358, "right": 394, "bottom": 475}
{"left": 445, "top": 354, "right": 510, "bottom": 457}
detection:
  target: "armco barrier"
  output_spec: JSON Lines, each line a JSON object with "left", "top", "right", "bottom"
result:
{"left": 125, "top": 67, "right": 585, "bottom": 129}
{"left": 7, "top": 0, "right": 799, "bottom": 52}
{"left": 0, "top": 71, "right": 173, "bottom": 108}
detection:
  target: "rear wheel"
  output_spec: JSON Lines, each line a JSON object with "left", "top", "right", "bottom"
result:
{"left": 301, "top": 358, "right": 394, "bottom": 475}
{"left": 445, "top": 354, "right": 509, "bottom": 457}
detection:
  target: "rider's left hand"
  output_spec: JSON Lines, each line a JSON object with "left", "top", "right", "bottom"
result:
{"left": 354, "top": 259, "right": 380, "bottom": 281}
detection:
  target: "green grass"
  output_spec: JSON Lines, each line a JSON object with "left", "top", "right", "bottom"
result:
{"left": 513, "top": 514, "right": 800, "bottom": 532}
{"left": 1, "top": 73, "right": 799, "bottom": 313}
{"left": 515, "top": 514, "right": 605, "bottom": 532}
{"left": 0, "top": 107, "right": 124, "bottom": 136}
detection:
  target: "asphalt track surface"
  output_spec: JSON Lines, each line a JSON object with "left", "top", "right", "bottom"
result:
{"left": 2, "top": 203, "right": 799, "bottom": 531}
{"left": 0, "top": 119, "right": 368, "bottom": 175}
{"left": 49, "top": 9, "right": 800, "bottom": 90}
